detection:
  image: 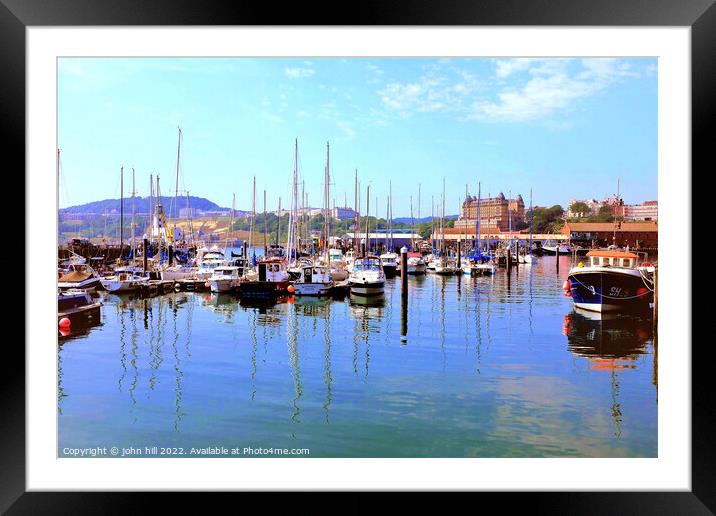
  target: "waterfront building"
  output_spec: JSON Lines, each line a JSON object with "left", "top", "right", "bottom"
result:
{"left": 456, "top": 192, "right": 525, "bottom": 231}
{"left": 563, "top": 221, "right": 658, "bottom": 248}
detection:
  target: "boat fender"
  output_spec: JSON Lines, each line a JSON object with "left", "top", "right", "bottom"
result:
{"left": 636, "top": 287, "right": 649, "bottom": 297}
{"left": 562, "top": 279, "right": 571, "bottom": 291}
{"left": 59, "top": 317, "right": 71, "bottom": 329}
{"left": 564, "top": 290, "right": 572, "bottom": 297}
{"left": 642, "top": 262, "right": 652, "bottom": 267}
{"left": 287, "top": 284, "right": 295, "bottom": 294}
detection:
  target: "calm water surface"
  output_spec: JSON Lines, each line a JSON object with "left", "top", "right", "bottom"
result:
{"left": 58, "top": 256, "right": 657, "bottom": 457}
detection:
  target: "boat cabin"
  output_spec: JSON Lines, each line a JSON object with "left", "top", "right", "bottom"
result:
{"left": 300, "top": 265, "right": 331, "bottom": 283}
{"left": 257, "top": 259, "right": 288, "bottom": 282}
{"left": 212, "top": 266, "right": 241, "bottom": 278}
{"left": 353, "top": 257, "right": 382, "bottom": 271}
{"left": 585, "top": 250, "right": 639, "bottom": 268}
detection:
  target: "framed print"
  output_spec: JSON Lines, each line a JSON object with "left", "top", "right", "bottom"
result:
{"left": 4, "top": 0, "right": 711, "bottom": 511}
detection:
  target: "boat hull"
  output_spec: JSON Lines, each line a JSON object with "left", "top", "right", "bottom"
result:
{"left": 350, "top": 281, "right": 385, "bottom": 296}
{"left": 294, "top": 282, "right": 333, "bottom": 296}
{"left": 382, "top": 264, "right": 398, "bottom": 278}
{"left": 568, "top": 269, "right": 653, "bottom": 313}
{"left": 239, "top": 280, "right": 290, "bottom": 298}
{"left": 210, "top": 279, "right": 238, "bottom": 293}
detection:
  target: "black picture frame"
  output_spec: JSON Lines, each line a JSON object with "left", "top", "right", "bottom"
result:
{"left": 4, "top": 0, "right": 710, "bottom": 511}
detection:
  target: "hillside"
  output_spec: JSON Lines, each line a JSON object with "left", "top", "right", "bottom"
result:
{"left": 59, "top": 195, "right": 232, "bottom": 215}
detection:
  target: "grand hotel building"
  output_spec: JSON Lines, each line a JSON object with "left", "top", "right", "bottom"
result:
{"left": 455, "top": 192, "right": 526, "bottom": 232}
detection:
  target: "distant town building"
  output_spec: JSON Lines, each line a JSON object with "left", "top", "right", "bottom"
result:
{"left": 456, "top": 192, "right": 525, "bottom": 231}
{"left": 568, "top": 195, "right": 624, "bottom": 218}
{"left": 621, "top": 200, "right": 658, "bottom": 221}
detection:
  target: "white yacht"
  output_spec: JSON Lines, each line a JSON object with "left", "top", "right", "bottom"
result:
{"left": 100, "top": 266, "right": 149, "bottom": 293}
{"left": 208, "top": 265, "right": 242, "bottom": 293}
{"left": 433, "top": 256, "right": 459, "bottom": 275}
{"left": 405, "top": 253, "right": 427, "bottom": 275}
{"left": 349, "top": 256, "right": 386, "bottom": 296}
{"left": 195, "top": 246, "right": 226, "bottom": 280}
{"left": 379, "top": 252, "right": 399, "bottom": 278}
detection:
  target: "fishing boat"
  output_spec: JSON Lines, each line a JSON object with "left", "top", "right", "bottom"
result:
{"left": 433, "top": 255, "right": 459, "bottom": 275}
{"left": 208, "top": 265, "right": 242, "bottom": 293}
{"left": 379, "top": 251, "right": 399, "bottom": 278}
{"left": 294, "top": 264, "right": 334, "bottom": 296}
{"left": 100, "top": 266, "right": 149, "bottom": 293}
{"left": 565, "top": 249, "right": 655, "bottom": 313}
{"left": 349, "top": 255, "right": 386, "bottom": 296}
{"left": 239, "top": 257, "right": 290, "bottom": 298}
{"left": 58, "top": 263, "right": 103, "bottom": 292}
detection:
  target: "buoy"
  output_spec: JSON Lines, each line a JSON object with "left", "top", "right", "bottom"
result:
{"left": 562, "top": 279, "right": 571, "bottom": 291}
{"left": 636, "top": 287, "right": 648, "bottom": 297}
{"left": 577, "top": 262, "right": 584, "bottom": 268}
{"left": 287, "top": 284, "right": 295, "bottom": 294}
{"left": 59, "top": 317, "right": 71, "bottom": 329}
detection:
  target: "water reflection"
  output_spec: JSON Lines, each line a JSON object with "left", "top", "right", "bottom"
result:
{"left": 58, "top": 259, "right": 657, "bottom": 458}
{"left": 563, "top": 308, "right": 655, "bottom": 438}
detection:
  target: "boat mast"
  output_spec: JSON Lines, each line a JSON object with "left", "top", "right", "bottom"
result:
{"left": 410, "top": 195, "right": 414, "bottom": 250}
{"left": 476, "top": 182, "right": 481, "bottom": 253}
{"left": 226, "top": 193, "right": 235, "bottom": 251}
{"left": 249, "top": 176, "right": 256, "bottom": 259}
{"left": 149, "top": 173, "right": 154, "bottom": 241}
{"left": 131, "top": 167, "right": 136, "bottom": 258}
{"left": 529, "top": 188, "right": 533, "bottom": 255}
{"left": 263, "top": 189, "right": 267, "bottom": 255}
{"left": 119, "top": 165, "right": 124, "bottom": 256}
{"left": 354, "top": 169, "right": 359, "bottom": 251}
{"left": 276, "top": 196, "right": 281, "bottom": 249}
{"left": 186, "top": 190, "right": 195, "bottom": 249}
{"left": 365, "top": 184, "right": 370, "bottom": 256}
{"left": 509, "top": 189, "right": 513, "bottom": 256}
{"left": 389, "top": 181, "right": 393, "bottom": 252}
{"left": 174, "top": 126, "right": 182, "bottom": 222}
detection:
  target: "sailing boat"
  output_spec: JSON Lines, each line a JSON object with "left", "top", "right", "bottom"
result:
{"left": 161, "top": 128, "right": 198, "bottom": 281}
{"left": 520, "top": 188, "right": 537, "bottom": 264}
{"left": 463, "top": 182, "right": 495, "bottom": 275}
{"left": 433, "top": 179, "right": 458, "bottom": 275}
{"left": 379, "top": 181, "right": 398, "bottom": 277}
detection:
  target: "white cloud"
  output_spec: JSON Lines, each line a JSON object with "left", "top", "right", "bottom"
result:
{"left": 468, "top": 58, "right": 640, "bottom": 122}
{"left": 284, "top": 67, "right": 315, "bottom": 79}
{"left": 337, "top": 121, "right": 356, "bottom": 139}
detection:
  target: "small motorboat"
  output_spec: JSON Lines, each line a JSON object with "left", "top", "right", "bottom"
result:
{"left": 208, "top": 265, "right": 242, "bottom": 293}
{"left": 379, "top": 252, "right": 399, "bottom": 278}
{"left": 349, "top": 256, "right": 386, "bottom": 296}
{"left": 294, "top": 264, "right": 334, "bottom": 296}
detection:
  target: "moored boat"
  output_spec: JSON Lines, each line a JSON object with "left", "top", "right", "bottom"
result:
{"left": 379, "top": 252, "right": 399, "bottom": 278}
{"left": 294, "top": 264, "right": 334, "bottom": 296}
{"left": 349, "top": 255, "right": 386, "bottom": 296}
{"left": 565, "top": 249, "right": 654, "bottom": 313}
{"left": 58, "top": 263, "right": 103, "bottom": 292}
{"left": 239, "top": 257, "right": 290, "bottom": 298}
{"left": 208, "top": 265, "right": 242, "bottom": 293}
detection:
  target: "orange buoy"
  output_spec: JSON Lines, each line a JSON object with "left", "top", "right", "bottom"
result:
{"left": 287, "top": 284, "right": 295, "bottom": 294}
{"left": 564, "top": 290, "right": 572, "bottom": 297}
{"left": 562, "top": 279, "right": 571, "bottom": 291}
{"left": 59, "top": 317, "right": 71, "bottom": 329}
{"left": 636, "top": 287, "right": 649, "bottom": 297}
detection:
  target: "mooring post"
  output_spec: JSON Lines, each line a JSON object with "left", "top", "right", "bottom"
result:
{"left": 168, "top": 244, "right": 174, "bottom": 266}
{"left": 457, "top": 239, "right": 461, "bottom": 269}
{"left": 556, "top": 247, "right": 560, "bottom": 273}
{"left": 401, "top": 296, "right": 408, "bottom": 343}
{"left": 143, "top": 237, "right": 149, "bottom": 272}
{"left": 401, "top": 245, "right": 408, "bottom": 297}
{"left": 243, "top": 240, "right": 248, "bottom": 258}
{"left": 361, "top": 239, "right": 366, "bottom": 258}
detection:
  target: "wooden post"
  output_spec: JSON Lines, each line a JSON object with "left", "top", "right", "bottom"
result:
{"left": 556, "top": 248, "right": 560, "bottom": 273}
{"left": 243, "top": 240, "right": 248, "bottom": 258}
{"left": 168, "top": 244, "right": 174, "bottom": 266}
{"left": 143, "top": 238, "right": 149, "bottom": 272}
{"left": 401, "top": 246, "right": 408, "bottom": 297}
{"left": 457, "top": 239, "right": 461, "bottom": 269}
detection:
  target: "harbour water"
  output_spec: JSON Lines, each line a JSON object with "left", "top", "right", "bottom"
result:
{"left": 58, "top": 255, "right": 657, "bottom": 458}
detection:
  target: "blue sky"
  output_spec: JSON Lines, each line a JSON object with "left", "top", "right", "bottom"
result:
{"left": 58, "top": 57, "right": 657, "bottom": 215}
